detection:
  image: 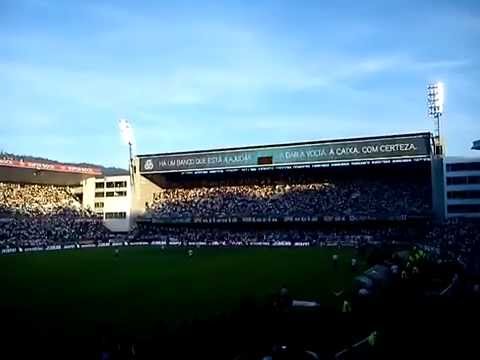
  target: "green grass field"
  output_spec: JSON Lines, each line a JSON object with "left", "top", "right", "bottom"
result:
{"left": 0, "top": 246, "right": 362, "bottom": 339}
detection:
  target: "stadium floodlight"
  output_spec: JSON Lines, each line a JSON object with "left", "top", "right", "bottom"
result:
{"left": 118, "top": 118, "right": 135, "bottom": 185}
{"left": 427, "top": 82, "right": 445, "bottom": 142}
{"left": 119, "top": 118, "right": 134, "bottom": 146}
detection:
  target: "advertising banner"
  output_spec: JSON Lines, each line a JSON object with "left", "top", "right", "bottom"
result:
{"left": 0, "top": 159, "right": 101, "bottom": 175}
{"left": 140, "top": 134, "right": 431, "bottom": 173}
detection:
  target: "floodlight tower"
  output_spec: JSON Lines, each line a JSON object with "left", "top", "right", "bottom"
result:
{"left": 427, "top": 83, "right": 447, "bottom": 222}
{"left": 119, "top": 118, "right": 135, "bottom": 185}
{"left": 427, "top": 82, "right": 445, "bottom": 154}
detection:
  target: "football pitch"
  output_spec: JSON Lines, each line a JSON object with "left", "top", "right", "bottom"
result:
{"left": 0, "top": 246, "right": 362, "bottom": 339}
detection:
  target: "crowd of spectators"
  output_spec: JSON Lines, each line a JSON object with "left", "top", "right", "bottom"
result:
{"left": 0, "top": 182, "right": 85, "bottom": 216}
{"left": 1, "top": 178, "right": 478, "bottom": 267}
{"left": 0, "top": 182, "right": 109, "bottom": 249}
{"left": 424, "top": 219, "right": 480, "bottom": 254}
{"left": 421, "top": 219, "right": 480, "bottom": 274}
{"left": 147, "top": 178, "right": 431, "bottom": 219}
{"left": 0, "top": 217, "right": 109, "bottom": 249}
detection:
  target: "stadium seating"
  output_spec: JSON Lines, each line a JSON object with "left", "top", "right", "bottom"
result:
{"left": 147, "top": 178, "right": 431, "bottom": 219}
{"left": 0, "top": 182, "right": 109, "bottom": 248}
{"left": 0, "top": 182, "right": 84, "bottom": 216}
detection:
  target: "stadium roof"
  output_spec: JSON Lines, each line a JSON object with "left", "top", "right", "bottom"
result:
{"left": 137, "top": 132, "right": 433, "bottom": 174}
{"left": 138, "top": 132, "right": 432, "bottom": 157}
{"left": 0, "top": 159, "right": 101, "bottom": 185}
{"left": 0, "top": 158, "right": 101, "bottom": 175}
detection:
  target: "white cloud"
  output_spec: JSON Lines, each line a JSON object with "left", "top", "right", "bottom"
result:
{"left": 1, "top": 48, "right": 468, "bottom": 115}
{"left": 1, "top": 1, "right": 471, "bottom": 113}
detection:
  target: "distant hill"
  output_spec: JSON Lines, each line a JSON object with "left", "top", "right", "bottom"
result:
{"left": 0, "top": 152, "right": 128, "bottom": 176}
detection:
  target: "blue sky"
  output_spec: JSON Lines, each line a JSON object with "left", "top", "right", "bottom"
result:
{"left": 1, "top": 0, "right": 479, "bottom": 168}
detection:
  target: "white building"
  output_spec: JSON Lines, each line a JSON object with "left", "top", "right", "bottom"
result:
{"left": 82, "top": 175, "right": 132, "bottom": 232}
{"left": 444, "top": 157, "right": 480, "bottom": 218}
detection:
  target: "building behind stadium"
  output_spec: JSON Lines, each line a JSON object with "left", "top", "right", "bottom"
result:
{"left": 444, "top": 157, "right": 480, "bottom": 218}
{"left": 81, "top": 175, "right": 132, "bottom": 232}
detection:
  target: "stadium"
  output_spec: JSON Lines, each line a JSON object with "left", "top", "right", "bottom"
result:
{"left": 2, "top": 130, "right": 480, "bottom": 360}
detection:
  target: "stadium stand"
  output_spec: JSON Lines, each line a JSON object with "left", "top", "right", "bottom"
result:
{"left": 146, "top": 174, "right": 431, "bottom": 219}
{"left": 0, "top": 182, "right": 109, "bottom": 249}
{"left": 0, "top": 182, "right": 84, "bottom": 215}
